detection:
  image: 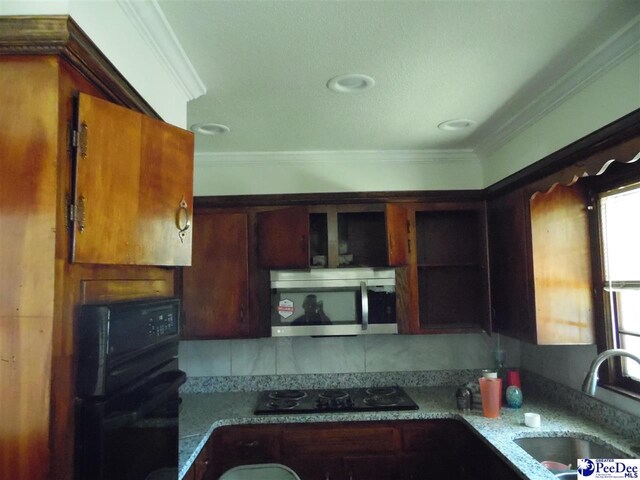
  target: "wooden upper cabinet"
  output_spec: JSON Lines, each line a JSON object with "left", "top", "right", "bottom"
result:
{"left": 488, "top": 183, "right": 594, "bottom": 344}
{"left": 258, "top": 206, "right": 310, "bottom": 268}
{"left": 385, "top": 203, "right": 409, "bottom": 266}
{"left": 72, "top": 93, "right": 142, "bottom": 265}
{"left": 138, "top": 116, "right": 194, "bottom": 266}
{"left": 71, "top": 93, "right": 194, "bottom": 266}
{"left": 182, "top": 211, "right": 251, "bottom": 339}
{"left": 402, "top": 202, "right": 491, "bottom": 333}
{"left": 257, "top": 203, "right": 408, "bottom": 270}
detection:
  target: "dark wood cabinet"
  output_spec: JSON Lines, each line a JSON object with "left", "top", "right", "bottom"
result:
{"left": 183, "top": 440, "right": 213, "bottom": 480}
{"left": 401, "top": 202, "right": 491, "bottom": 334}
{"left": 204, "top": 420, "right": 520, "bottom": 480}
{"left": 182, "top": 211, "right": 254, "bottom": 339}
{"left": 71, "top": 93, "right": 194, "bottom": 267}
{"left": 258, "top": 203, "right": 408, "bottom": 269}
{"left": 258, "top": 206, "right": 310, "bottom": 268}
{"left": 209, "top": 425, "right": 281, "bottom": 479}
{"left": 488, "top": 183, "right": 595, "bottom": 344}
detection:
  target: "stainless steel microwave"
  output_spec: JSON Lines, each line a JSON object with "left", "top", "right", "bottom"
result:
{"left": 270, "top": 268, "right": 397, "bottom": 337}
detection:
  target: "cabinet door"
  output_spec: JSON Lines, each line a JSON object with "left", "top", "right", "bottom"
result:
{"left": 385, "top": 203, "right": 409, "bottom": 266}
{"left": 258, "top": 207, "right": 309, "bottom": 268}
{"left": 530, "top": 183, "right": 594, "bottom": 344}
{"left": 137, "top": 116, "right": 194, "bottom": 266}
{"left": 182, "top": 211, "right": 250, "bottom": 338}
{"left": 488, "top": 189, "right": 536, "bottom": 342}
{"left": 209, "top": 425, "right": 281, "bottom": 479}
{"left": 72, "top": 92, "right": 142, "bottom": 264}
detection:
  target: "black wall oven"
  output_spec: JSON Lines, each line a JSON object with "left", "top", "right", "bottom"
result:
{"left": 75, "top": 297, "right": 185, "bottom": 480}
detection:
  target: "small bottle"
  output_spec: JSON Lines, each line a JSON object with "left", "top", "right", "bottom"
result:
{"left": 494, "top": 349, "right": 507, "bottom": 399}
{"left": 456, "top": 386, "right": 472, "bottom": 412}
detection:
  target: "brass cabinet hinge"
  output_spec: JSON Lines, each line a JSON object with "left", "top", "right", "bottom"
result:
{"left": 68, "top": 197, "right": 86, "bottom": 232}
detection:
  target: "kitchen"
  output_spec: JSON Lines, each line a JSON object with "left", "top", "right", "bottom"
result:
{"left": 1, "top": 1, "right": 639, "bottom": 480}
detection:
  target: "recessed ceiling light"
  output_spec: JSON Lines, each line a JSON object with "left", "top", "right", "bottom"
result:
{"left": 327, "top": 74, "right": 375, "bottom": 93}
{"left": 437, "top": 119, "right": 477, "bottom": 131}
{"left": 190, "top": 123, "right": 230, "bottom": 135}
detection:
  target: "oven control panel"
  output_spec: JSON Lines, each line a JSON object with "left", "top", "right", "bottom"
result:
{"left": 147, "top": 312, "right": 177, "bottom": 337}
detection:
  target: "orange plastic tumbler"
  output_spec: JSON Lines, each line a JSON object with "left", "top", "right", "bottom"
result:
{"left": 479, "top": 377, "right": 502, "bottom": 418}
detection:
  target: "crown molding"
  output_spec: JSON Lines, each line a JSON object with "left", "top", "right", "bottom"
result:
{"left": 0, "top": 15, "right": 159, "bottom": 118}
{"left": 195, "top": 149, "right": 480, "bottom": 166}
{"left": 475, "top": 14, "right": 640, "bottom": 159}
{"left": 116, "top": 0, "right": 206, "bottom": 101}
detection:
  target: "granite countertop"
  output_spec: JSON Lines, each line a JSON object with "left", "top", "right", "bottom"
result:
{"left": 179, "top": 387, "right": 637, "bottom": 480}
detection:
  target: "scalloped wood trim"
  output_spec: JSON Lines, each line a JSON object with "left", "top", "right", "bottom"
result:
{"left": 0, "top": 15, "right": 159, "bottom": 119}
{"left": 528, "top": 135, "right": 640, "bottom": 199}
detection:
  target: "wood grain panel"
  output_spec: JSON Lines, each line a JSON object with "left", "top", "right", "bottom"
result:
{"left": 0, "top": 316, "right": 52, "bottom": 480}
{"left": 386, "top": 203, "right": 409, "bottom": 266}
{"left": 0, "top": 56, "right": 60, "bottom": 480}
{"left": 72, "top": 92, "right": 142, "bottom": 265}
{"left": 0, "top": 57, "right": 58, "bottom": 317}
{"left": 531, "top": 183, "right": 595, "bottom": 344}
{"left": 257, "top": 207, "right": 309, "bottom": 268}
{"left": 138, "top": 116, "right": 194, "bottom": 266}
{"left": 81, "top": 278, "right": 170, "bottom": 304}
{"left": 182, "top": 212, "right": 250, "bottom": 338}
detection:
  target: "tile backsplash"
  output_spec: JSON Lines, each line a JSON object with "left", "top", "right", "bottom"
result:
{"left": 179, "top": 333, "right": 520, "bottom": 377}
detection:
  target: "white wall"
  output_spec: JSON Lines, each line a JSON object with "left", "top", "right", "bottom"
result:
{"left": 179, "top": 333, "right": 520, "bottom": 377}
{"left": 482, "top": 49, "right": 640, "bottom": 186}
{"left": 1, "top": 0, "right": 190, "bottom": 127}
{"left": 194, "top": 151, "right": 483, "bottom": 196}
{"left": 521, "top": 342, "right": 639, "bottom": 418}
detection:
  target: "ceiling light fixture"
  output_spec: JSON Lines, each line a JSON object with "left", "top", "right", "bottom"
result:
{"left": 437, "top": 119, "right": 477, "bottom": 131}
{"left": 190, "top": 123, "right": 230, "bottom": 135}
{"left": 327, "top": 74, "right": 375, "bottom": 93}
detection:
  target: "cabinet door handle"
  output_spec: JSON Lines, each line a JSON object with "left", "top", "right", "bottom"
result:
{"left": 176, "top": 196, "right": 191, "bottom": 243}
{"left": 238, "top": 440, "right": 259, "bottom": 448}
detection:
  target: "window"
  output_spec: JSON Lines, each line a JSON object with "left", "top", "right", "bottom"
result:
{"left": 598, "top": 181, "right": 640, "bottom": 392}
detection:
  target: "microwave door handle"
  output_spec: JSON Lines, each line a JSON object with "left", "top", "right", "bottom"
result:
{"left": 360, "top": 281, "right": 369, "bottom": 330}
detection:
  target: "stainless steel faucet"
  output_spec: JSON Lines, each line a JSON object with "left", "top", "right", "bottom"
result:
{"left": 582, "top": 348, "right": 640, "bottom": 396}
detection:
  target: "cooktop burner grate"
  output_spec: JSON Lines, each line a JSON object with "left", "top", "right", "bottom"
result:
{"left": 254, "top": 386, "right": 418, "bottom": 415}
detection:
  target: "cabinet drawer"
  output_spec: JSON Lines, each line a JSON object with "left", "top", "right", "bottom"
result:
{"left": 282, "top": 424, "right": 401, "bottom": 455}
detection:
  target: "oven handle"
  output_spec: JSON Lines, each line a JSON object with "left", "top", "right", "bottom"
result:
{"left": 103, "top": 370, "right": 186, "bottom": 432}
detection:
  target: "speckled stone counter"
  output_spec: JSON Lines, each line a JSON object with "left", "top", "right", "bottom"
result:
{"left": 179, "top": 387, "right": 638, "bottom": 480}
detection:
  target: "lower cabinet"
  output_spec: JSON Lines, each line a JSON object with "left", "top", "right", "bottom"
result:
{"left": 183, "top": 439, "right": 212, "bottom": 480}
{"left": 201, "top": 420, "right": 520, "bottom": 480}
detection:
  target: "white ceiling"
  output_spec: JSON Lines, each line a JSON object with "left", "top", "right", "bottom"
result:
{"left": 157, "top": 0, "right": 640, "bottom": 155}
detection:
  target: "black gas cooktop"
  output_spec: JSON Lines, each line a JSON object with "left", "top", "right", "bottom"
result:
{"left": 254, "top": 386, "right": 419, "bottom": 415}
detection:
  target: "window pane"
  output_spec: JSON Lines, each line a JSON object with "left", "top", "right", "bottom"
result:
{"left": 617, "top": 290, "right": 640, "bottom": 335}
{"left": 601, "top": 186, "right": 640, "bottom": 281}
{"left": 619, "top": 334, "right": 640, "bottom": 381}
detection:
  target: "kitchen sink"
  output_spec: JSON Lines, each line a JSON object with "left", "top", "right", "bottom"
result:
{"left": 514, "top": 436, "right": 627, "bottom": 472}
